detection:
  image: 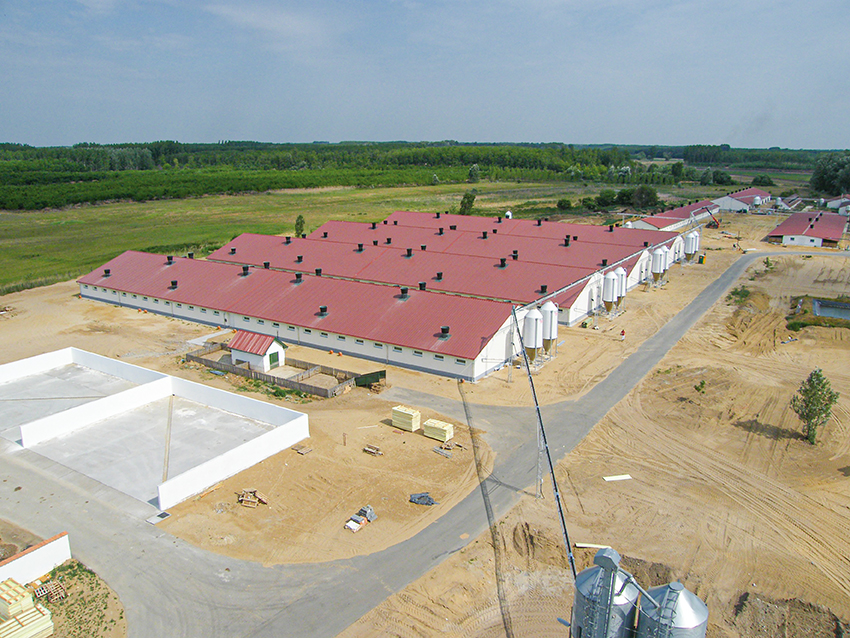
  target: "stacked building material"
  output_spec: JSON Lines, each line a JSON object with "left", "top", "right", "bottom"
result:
{"left": 392, "top": 406, "right": 421, "bottom": 432}
{"left": 0, "top": 579, "right": 53, "bottom": 638}
{"left": 422, "top": 418, "right": 454, "bottom": 442}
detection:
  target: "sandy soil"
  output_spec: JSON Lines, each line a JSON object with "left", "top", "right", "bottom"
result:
{"left": 339, "top": 251, "right": 850, "bottom": 638}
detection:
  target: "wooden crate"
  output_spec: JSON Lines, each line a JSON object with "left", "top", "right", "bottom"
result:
{"left": 391, "top": 405, "right": 421, "bottom": 432}
{"left": 422, "top": 418, "right": 454, "bottom": 442}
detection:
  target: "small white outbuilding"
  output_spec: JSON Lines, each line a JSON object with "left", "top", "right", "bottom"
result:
{"left": 229, "top": 330, "right": 287, "bottom": 372}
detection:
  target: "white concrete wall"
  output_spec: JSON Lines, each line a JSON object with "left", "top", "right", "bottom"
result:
{"left": 21, "top": 377, "right": 172, "bottom": 447}
{"left": 0, "top": 533, "right": 71, "bottom": 585}
{"left": 472, "top": 309, "right": 526, "bottom": 380}
{"left": 157, "top": 413, "right": 309, "bottom": 510}
{"left": 69, "top": 348, "right": 167, "bottom": 384}
{"left": 0, "top": 348, "right": 74, "bottom": 385}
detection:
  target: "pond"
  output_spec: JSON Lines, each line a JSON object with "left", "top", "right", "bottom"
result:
{"left": 813, "top": 298, "right": 850, "bottom": 320}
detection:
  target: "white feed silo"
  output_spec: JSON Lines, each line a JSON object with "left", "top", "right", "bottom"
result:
{"left": 636, "top": 581, "right": 709, "bottom": 638}
{"left": 602, "top": 271, "right": 618, "bottom": 312}
{"left": 753, "top": 195, "right": 762, "bottom": 207}
{"left": 651, "top": 248, "right": 665, "bottom": 281}
{"left": 614, "top": 267, "right": 627, "bottom": 306}
{"left": 684, "top": 232, "right": 698, "bottom": 261}
{"left": 540, "top": 301, "right": 558, "bottom": 353}
{"left": 624, "top": 221, "right": 634, "bottom": 228}
{"left": 692, "top": 230, "right": 701, "bottom": 254}
{"left": 571, "top": 548, "right": 640, "bottom": 638}
{"left": 660, "top": 245, "right": 671, "bottom": 271}
{"left": 523, "top": 308, "right": 543, "bottom": 361}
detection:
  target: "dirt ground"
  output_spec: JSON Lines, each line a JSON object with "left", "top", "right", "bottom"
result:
{"left": 0, "top": 521, "right": 126, "bottom": 638}
{"left": 340, "top": 251, "right": 850, "bottom": 638}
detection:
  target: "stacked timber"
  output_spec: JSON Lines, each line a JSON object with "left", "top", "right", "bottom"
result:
{"left": 422, "top": 419, "right": 454, "bottom": 442}
{"left": 0, "top": 580, "right": 33, "bottom": 619}
{"left": 0, "top": 579, "right": 53, "bottom": 638}
{"left": 392, "top": 406, "right": 421, "bottom": 432}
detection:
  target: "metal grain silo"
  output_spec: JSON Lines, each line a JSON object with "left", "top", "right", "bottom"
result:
{"left": 651, "top": 249, "right": 665, "bottom": 281}
{"left": 602, "top": 272, "right": 618, "bottom": 312}
{"left": 541, "top": 301, "right": 558, "bottom": 353}
{"left": 660, "top": 245, "right": 671, "bottom": 271}
{"left": 523, "top": 308, "right": 543, "bottom": 361}
{"left": 692, "top": 230, "right": 700, "bottom": 254}
{"left": 636, "top": 581, "right": 708, "bottom": 638}
{"left": 614, "top": 267, "right": 627, "bottom": 306}
{"left": 571, "top": 548, "right": 639, "bottom": 638}
{"left": 684, "top": 232, "right": 698, "bottom": 260}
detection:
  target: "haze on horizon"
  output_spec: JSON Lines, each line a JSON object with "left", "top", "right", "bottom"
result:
{"left": 2, "top": 0, "right": 848, "bottom": 150}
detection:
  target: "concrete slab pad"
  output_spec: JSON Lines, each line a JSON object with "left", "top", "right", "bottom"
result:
{"left": 32, "top": 396, "right": 275, "bottom": 505}
{"left": 0, "top": 364, "right": 137, "bottom": 442}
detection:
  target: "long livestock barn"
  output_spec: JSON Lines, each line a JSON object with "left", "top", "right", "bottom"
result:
{"left": 79, "top": 212, "right": 688, "bottom": 380}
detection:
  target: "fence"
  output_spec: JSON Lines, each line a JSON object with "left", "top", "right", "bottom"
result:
{"left": 185, "top": 344, "right": 363, "bottom": 398}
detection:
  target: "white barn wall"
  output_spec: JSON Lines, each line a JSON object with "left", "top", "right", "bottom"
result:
{"left": 157, "top": 413, "right": 309, "bottom": 510}
{"left": 0, "top": 533, "right": 72, "bottom": 585}
{"left": 21, "top": 377, "right": 172, "bottom": 447}
{"left": 782, "top": 235, "right": 824, "bottom": 247}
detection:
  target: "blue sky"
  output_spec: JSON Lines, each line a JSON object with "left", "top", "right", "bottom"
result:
{"left": 2, "top": 0, "right": 848, "bottom": 148}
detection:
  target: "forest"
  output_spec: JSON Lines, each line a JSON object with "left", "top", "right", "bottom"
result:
{"left": 0, "top": 141, "right": 837, "bottom": 210}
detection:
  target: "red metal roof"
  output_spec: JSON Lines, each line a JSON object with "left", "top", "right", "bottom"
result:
{"left": 767, "top": 212, "right": 847, "bottom": 241}
{"left": 78, "top": 252, "right": 513, "bottom": 360}
{"left": 229, "top": 330, "right": 277, "bottom": 355}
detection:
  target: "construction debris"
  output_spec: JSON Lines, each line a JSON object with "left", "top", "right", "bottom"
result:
{"left": 237, "top": 489, "right": 268, "bottom": 508}
{"left": 363, "top": 444, "right": 383, "bottom": 456}
{"left": 345, "top": 505, "right": 377, "bottom": 532}
{"left": 432, "top": 446, "right": 452, "bottom": 459}
{"left": 392, "top": 405, "right": 421, "bottom": 432}
{"left": 410, "top": 492, "right": 438, "bottom": 506}
{"left": 33, "top": 581, "right": 66, "bottom": 603}
{"left": 422, "top": 418, "right": 454, "bottom": 442}
{"left": 291, "top": 444, "right": 313, "bottom": 455}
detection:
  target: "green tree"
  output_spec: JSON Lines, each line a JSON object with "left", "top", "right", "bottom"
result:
{"left": 712, "top": 169, "right": 733, "bottom": 185}
{"left": 671, "top": 162, "right": 684, "bottom": 181}
{"left": 752, "top": 174, "right": 775, "bottom": 187}
{"left": 468, "top": 163, "right": 480, "bottom": 183}
{"left": 596, "top": 189, "right": 617, "bottom": 207}
{"left": 556, "top": 198, "right": 572, "bottom": 210}
{"left": 790, "top": 368, "right": 840, "bottom": 444}
{"left": 632, "top": 184, "right": 658, "bottom": 208}
{"left": 699, "top": 168, "right": 714, "bottom": 185}
{"left": 294, "top": 214, "right": 305, "bottom": 236}
{"left": 616, "top": 188, "right": 634, "bottom": 206}
{"left": 459, "top": 191, "right": 476, "bottom": 215}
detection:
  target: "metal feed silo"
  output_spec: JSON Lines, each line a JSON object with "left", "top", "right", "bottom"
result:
{"left": 636, "top": 581, "right": 708, "bottom": 638}
{"left": 651, "top": 248, "right": 665, "bottom": 281}
{"left": 660, "top": 245, "right": 671, "bottom": 271}
{"left": 692, "top": 230, "right": 700, "bottom": 254}
{"left": 571, "top": 548, "right": 639, "bottom": 638}
{"left": 523, "top": 308, "right": 543, "bottom": 362}
{"left": 541, "top": 301, "right": 558, "bottom": 353}
{"left": 614, "top": 267, "right": 627, "bottom": 306}
{"left": 602, "top": 272, "right": 618, "bottom": 312}
{"left": 684, "top": 232, "right": 698, "bottom": 261}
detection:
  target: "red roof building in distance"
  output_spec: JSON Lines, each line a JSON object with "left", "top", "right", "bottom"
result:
{"left": 229, "top": 330, "right": 277, "bottom": 356}
{"left": 713, "top": 187, "right": 772, "bottom": 212}
{"left": 631, "top": 200, "right": 719, "bottom": 232}
{"left": 766, "top": 211, "right": 848, "bottom": 248}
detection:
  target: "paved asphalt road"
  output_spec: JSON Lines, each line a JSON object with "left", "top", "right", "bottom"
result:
{"left": 0, "top": 252, "right": 769, "bottom": 637}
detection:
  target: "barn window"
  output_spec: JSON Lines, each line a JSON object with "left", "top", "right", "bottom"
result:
{"left": 213, "top": 310, "right": 220, "bottom": 316}
{"left": 243, "top": 316, "right": 250, "bottom": 322}
{"left": 153, "top": 299, "right": 159, "bottom": 304}
{"left": 320, "top": 332, "right": 328, "bottom": 338}
{"left": 392, "top": 346, "right": 402, "bottom": 353}
{"left": 287, "top": 325, "right": 295, "bottom": 331}
{"left": 337, "top": 335, "right": 345, "bottom": 341}
{"left": 373, "top": 342, "right": 383, "bottom": 348}
{"left": 355, "top": 339, "right": 364, "bottom": 345}
{"left": 257, "top": 319, "right": 264, "bottom": 325}
{"left": 434, "top": 354, "right": 444, "bottom": 361}
{"left": 304, "top": 329, "right": 312, "bottom": 334}
{"left": 413, "top": 351, "right": 423, "bottom": 357}
{"left": 176, "top": 303, "right": 182, "bottom": 308}
{"left": 200, "top": 308, "right": 207, "bottom": 313}
{"left": 272, "top": 322, "right": 279, "bottom": 328}
{"left": 455, "top": 358, "right": 465, "bottom": 365}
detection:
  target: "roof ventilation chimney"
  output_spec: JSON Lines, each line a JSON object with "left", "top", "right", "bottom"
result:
{"left": 241, "top": 265, "right": 250, "bottom": 277}
{"left": 315, "top": 268, "right": 322, "bottom": 276}
{"left": 386, "top": 237, "right": 392, "bottom": 245}
{"left": 601, "top": 258, "right": 608, "bottom": 267}
{"left": 438, "top": 227, "right": 444, "bottom": 235}
{"left": 436, "top": 271, "right": 443, "bottom": 280}
{"left": 371, "top": 222, "right": 377, "bottom": 229}
{"left": 439, "top": 325, "right": 450, "bottom": 339}
{"left": 170, "top": 280, "right": 178, "bottom": 289}
{"left": 322, "top": 231, "right": 328, "bottom": 238}
{"left": 319, "top": 305, "right": 328, "bottom": 316}
{"left": 512, "top": 250, "right": 519, "bottom": 260}
{"left": 383, "top": 220, "right": 388, "bottom": 225}
{"left": 301, "top": 233, "right": 306, "bottom": 239}
{"left": 537, "top": 218, "right": 543, "bottom": 226}
{"left": 294, "top": 273, "right": 303, "bottom": 284}
{"left": 230, "top": 247, "right": 236, "bottom": 255}
{"left": 450, "top": 225, "right": 457, "bottom": 231}
{"left": 373, "top": 240, "right": 379, "bottom": 246}
{"left": 436, "top": 212, "right": 441, "bottom": 219}
{"left": 644, "top": 241, "right": 650, "bottom": 247}
{"left": 540, "top": 284, "right": 548, "bottom": 293}
{"left": 406, "top": 248, "right": 413, "bottom": 258}
{"left": 103, "top": 268, "right": 111, "bottom": 277}
{"left": 573, "top": 235, "right": 578, "bottom": 240}
{"left": 400, "top": 286, "right": 409, "bottom": 299}
{"left": 393, "top": 220, "right": 398, "bottom": 225}
{"left": 166, "top": 255, "right": 174, "bottom": 265}
{"left": 187, "top": 252, "right": 194, "bottom": 259}
{"left": 263, "top": 261, "right": 270, "bottom": 269}
{"left": 609, "top": 224, "right": 614, "bottom": 232}
{"left": 492, "top": 228, "right": 498, "bottom": 234}
{"left": 497, "top": 216, "right": 502, "bottom": 223}
{"left": 357, "top": 243, "right": 364, "bottom": 252}
{"left": 545, "top": 217, "right": 550, "bottom": 221}
{"left": 564, "top": 236, "right": 571, "bottom": 247}
{"left": 482, "top": 231, "right": 488, "bottom": 239}
{"left": 421, "top": 244, "right": 427, "bottom": 251}
{"left": 296, "top": 255, "right": 303, "bottom": 263}
{"left": 285, "top": 236, "right": 292, "bottom": 244}
{"left": 419, "top": 281, "right": 426, "bottom": 291}
{"left": 499, "top": 257, "right": 507, "bottom": 268}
